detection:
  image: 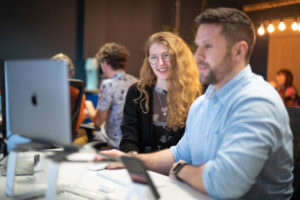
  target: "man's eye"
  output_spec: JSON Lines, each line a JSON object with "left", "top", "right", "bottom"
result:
{"left": 204, "top": 44, "right": 212, "bottom": 49}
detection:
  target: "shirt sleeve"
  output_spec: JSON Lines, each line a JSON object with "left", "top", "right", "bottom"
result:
{"left": 202, "top": 98, "right": 284, "bottom": 198}
{"left": 170, "top": 105, "right": 193, "bottom": 163}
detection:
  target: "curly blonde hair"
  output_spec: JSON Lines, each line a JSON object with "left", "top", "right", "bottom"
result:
{"left": 136, "top": 32, "right": 202, "bottom": 131}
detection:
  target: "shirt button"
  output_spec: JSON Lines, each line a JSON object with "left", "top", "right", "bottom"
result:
{"left": 213, "top": 104, "right": 217, "bottom": 108}
{"left": 205, "top": 131, "right": 208, "bottom": 135}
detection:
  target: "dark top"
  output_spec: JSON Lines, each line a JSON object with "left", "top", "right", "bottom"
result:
{"left": 120, "top": 83, "right": 185, "bottom": 153}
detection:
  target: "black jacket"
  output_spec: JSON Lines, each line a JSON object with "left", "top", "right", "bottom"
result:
{"left": 120, "top": 83, "right": 185, "bottom": 153}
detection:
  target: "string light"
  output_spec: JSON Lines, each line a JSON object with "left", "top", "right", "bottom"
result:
{"left": 267, "top": 23, "right": 275, "bottom": 33}
{"left": 291, "top": 21, "right": 298, "bottom": 31}
{"left": 257, "top": 17, "right": 300, "bottom": 35}
{"left": 257, "top": 23, "right": 265, "bottom": 35}
{"left": 278, "top": 21, "right": 286, "bottom": 31}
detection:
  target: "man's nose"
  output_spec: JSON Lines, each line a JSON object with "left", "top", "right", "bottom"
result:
{"left": 194, "top": 47, "right": 205, "bottom": 61}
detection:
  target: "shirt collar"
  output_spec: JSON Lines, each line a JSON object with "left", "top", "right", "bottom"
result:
{"left": 112, "top": 70, "right": 125, "bottom": 79}
{"left": 204, "top": 64, "right": 252, "bottom": 106}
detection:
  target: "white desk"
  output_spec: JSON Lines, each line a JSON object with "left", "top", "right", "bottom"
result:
{"left": 0, "top": 151, "right": 212, "bottom": 200}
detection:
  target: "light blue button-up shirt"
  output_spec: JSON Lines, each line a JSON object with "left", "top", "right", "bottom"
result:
{"left": 170, "top": 65, "right": 293, "bottom": 199}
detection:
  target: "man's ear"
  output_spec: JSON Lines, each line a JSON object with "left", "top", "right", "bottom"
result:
{"left": 101, "top": 60, "right": 108, "bottom": 70}
{"left": 233, "top": 41, "right": 248, "bottom": 60}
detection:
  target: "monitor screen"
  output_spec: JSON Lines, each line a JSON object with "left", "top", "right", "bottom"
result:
{"left": 4, "top": 59, "right": 72, "bottom": 147}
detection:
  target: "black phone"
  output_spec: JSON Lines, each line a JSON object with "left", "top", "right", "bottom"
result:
{"left": 121, "top": 156, "right": 160, "bottom": 199}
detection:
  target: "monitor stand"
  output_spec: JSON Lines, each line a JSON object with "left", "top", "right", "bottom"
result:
{"left": 5, "top": 148, "right": 45, "bottom": 199}
{"left": 4, "top": 142, "right": 78, "bottom": 199}
{"left": 43, "top": 150, "right": 80, "bottom": 200}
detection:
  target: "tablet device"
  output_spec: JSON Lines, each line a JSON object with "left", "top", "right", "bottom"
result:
{"left": 121, "top": 156, "right": 160, "bottom": 199}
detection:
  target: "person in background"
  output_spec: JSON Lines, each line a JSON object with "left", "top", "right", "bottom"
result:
{"left": 270, "top": 69, "right": 299, "bottom": 107}
{"left": 98, "top": 7, "right": 293, "bottom": 199}
{"left": 52, "top": 53, "right": 93, "bottom": 145}
{"left": 119, "top": 32, "right": 201, "bottom": 154}
{"left": 91, "top": 42, "right": 137, "bottom": 149}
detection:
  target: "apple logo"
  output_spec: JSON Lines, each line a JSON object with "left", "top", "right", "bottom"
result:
{"left": 31, "top": 93, "right": 38, "bottom": 106}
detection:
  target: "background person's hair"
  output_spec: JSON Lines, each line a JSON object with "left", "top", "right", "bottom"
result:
{"left": 95, "top": 42, "right": 129, "bottom": 70}
{"left": 52, "top": 53, "right": 74, "bottom": 78}
{"left": 277, "top": 69, "right": 294, "bottom": 88}
{"left": 136, "top": 31, "right": 202, "bottom": 131}
{"left": 195, "top": 7, "right": 256, "bottom": 63}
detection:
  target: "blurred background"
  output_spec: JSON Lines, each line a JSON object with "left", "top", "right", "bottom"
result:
{"left": 0, "top": 0, "right": 299, "bottom": 90}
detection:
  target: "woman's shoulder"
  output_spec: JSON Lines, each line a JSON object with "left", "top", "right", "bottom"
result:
{"left": 128, "top": 82, "right": 152, "bottom": 94}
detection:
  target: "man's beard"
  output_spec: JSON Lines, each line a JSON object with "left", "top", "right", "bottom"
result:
{"left": 198, "top": 51, "right": 234, "bottom": 86}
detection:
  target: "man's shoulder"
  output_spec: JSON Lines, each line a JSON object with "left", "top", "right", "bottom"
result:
{"left": 123, "top": 72, "right": 138, "bottom": 81}
{"left": 241, "top": 74, "right": 280, "bottom": 102}
{"left": 189, "top": 94, "right": 205, "bottom": 112}
{"left": 231, "top": 75, "right": 287, "bottom": 117}
{"left": 101, "top": 78, "right": 114, "bottom": 89}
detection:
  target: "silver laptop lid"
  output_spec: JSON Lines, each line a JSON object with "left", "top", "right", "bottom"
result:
{"left": 5, "top": 59, "right": 72, "bottom": 147}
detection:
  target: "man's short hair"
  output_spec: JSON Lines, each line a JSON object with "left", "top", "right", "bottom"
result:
{"left": 95, "top": 42, "right": 129, "bottom": 70}
{"left": 195, "top": 7, "right": 256, "bottom": 63}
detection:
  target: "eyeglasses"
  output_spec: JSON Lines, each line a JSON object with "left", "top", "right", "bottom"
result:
{"left": 148, "top": 52, "right": 170, "bottom": 65}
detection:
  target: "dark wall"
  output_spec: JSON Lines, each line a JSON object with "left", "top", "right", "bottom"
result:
{"left": 250, "top": 34, "right": 269, "bottom": 80}
{"left": 0, "top": 0, "right": 270, "bottom": 81}
{"left": 0, "top": 0, "right": 77, "bottom": 63}
{"left": 84, "top": 0, "right": 175, "bottom": 77}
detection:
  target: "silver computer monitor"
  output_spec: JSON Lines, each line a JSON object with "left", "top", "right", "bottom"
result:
{"left": 4, "top": 59, "right": 72, "bottom": 147}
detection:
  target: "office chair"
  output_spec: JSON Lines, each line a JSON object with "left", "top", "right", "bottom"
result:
{"left": 287, "top": 106, "right": 300, "bottom": 200}
{"left": 69, "top": 79, "right": 86, "bottom": 141}
{"left": 69, "top": 79, "right": 107, "bottom": 149}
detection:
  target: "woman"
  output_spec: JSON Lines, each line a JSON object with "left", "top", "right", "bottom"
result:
{"left": 119, "top": 32, "right": 201, "bottom": 153}
{"left": 270, "top": 69, "right": 299, "bottom": 107}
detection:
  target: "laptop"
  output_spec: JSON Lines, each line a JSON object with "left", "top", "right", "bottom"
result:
{"left": 4, "top": 59, "right": 72, "bottom": 147}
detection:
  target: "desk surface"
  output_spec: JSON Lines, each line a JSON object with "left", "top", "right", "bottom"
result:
{"left": 0, "top": 151, "right": 212, "bottom": 200}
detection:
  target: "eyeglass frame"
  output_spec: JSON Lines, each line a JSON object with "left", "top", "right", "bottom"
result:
{"left": 148, "top": 52, "right": 170, "bottom": 65}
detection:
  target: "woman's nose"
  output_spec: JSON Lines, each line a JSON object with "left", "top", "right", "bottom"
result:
{"left": 157, "top": 55, "right": 165, "bottom": 65}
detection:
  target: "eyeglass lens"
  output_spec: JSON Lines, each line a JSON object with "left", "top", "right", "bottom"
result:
{"left": 148, "top": 53, "right": 169, "bottom": 65}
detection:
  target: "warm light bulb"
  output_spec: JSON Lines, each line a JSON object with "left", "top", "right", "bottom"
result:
{"left": 257, "top": 25, "right": 265, "bottom": 35}
{"left": 291, "top": 21, "right": 298, "bottom": 31}
{"left": 298, "top": 23, "right": 300, "bottom": 31}
{"left": 278, "top": 21, "right": 286, "bottom": 31}
{"left": 267, "top": 23, "right": 275, "bottom": 33}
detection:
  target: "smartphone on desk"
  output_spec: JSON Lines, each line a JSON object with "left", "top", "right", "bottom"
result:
{"left": 121, "top": 156, "right": 160, "bottom": 199}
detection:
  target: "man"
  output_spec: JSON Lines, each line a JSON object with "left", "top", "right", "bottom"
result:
{"left": 92, "top": 42, "right": 137, "bottom": 148}
{"left": 100, "top": 8, "right": 293, "bottom": 199}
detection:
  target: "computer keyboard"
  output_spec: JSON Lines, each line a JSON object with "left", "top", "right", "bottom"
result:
{"left": 57, "top": 184, "right": 111, "bottom": 200}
